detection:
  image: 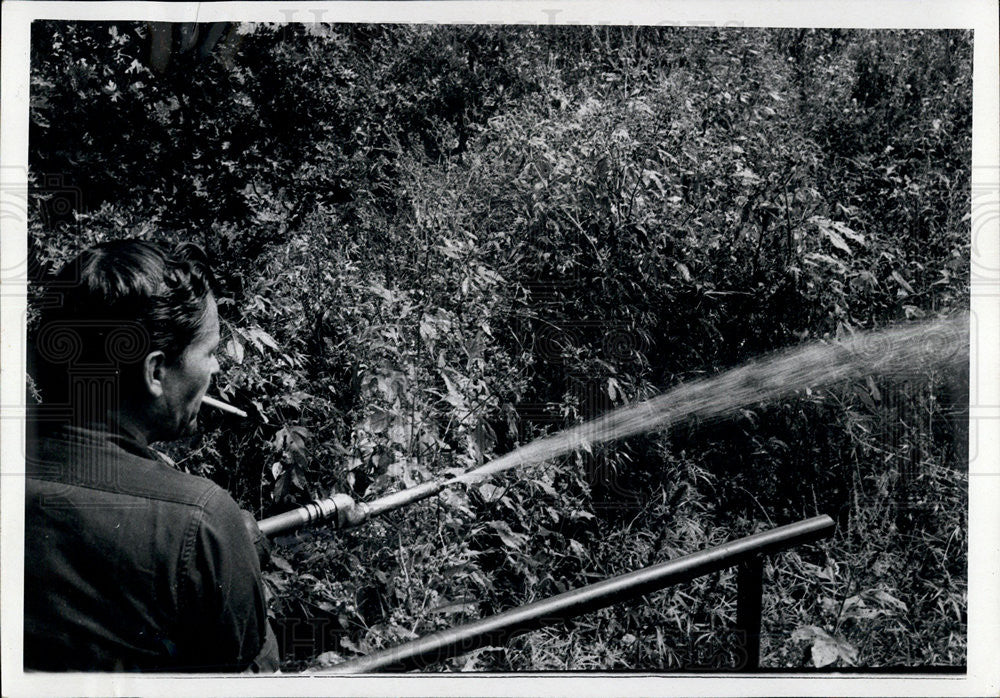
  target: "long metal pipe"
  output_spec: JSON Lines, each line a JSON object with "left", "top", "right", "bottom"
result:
{"left": 257, "top": 480, "right": 445, "bottom": 537}
{"left": 323, "top": 514, "right": 835, "bottom": 673}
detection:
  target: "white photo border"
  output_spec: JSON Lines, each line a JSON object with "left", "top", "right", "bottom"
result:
{"left": 2, "top": 1, "right": 997, "bottom": 696}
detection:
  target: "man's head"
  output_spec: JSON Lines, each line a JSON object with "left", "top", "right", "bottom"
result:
{"left": 35, "top": 239, "right": 220, "bottom": 441}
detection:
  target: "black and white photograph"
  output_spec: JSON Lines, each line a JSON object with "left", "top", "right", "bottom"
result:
{"left": 1, "top": 1, "right": 997, "bottom": 695}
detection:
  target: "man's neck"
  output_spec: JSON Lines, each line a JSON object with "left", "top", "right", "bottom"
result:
{"left": 106, "top": 407, "right": 154, "bottom": 448}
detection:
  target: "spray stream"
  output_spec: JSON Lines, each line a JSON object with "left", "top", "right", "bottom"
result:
{"left": 447, "top": 314, "right": 967, "bottom": 486}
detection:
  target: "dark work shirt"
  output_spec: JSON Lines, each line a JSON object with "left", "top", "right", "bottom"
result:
{"left": 25, "top": 422, "right": 276, "bottom": 672}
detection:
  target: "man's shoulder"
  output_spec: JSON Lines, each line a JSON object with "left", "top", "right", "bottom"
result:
{"left": 27, "top": 423, "right": 226, "bottom": 510}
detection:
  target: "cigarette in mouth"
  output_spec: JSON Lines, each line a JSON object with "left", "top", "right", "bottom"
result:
{"left": 202, "top": 394, "right": 248, "bottom": 418}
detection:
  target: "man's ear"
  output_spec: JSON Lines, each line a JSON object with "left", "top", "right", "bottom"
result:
{"left": 143, "top": 350, "right": 168, "bottom": 397}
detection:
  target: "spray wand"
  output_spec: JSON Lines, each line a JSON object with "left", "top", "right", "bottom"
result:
{"left": 204, "top": 314, "right": 968, "bottom": 539}
{"left": 255, "top": 479, "right": 446, "bottom": 537}
{"left": 201, "top": 393, "right": 450, "bottom": 538}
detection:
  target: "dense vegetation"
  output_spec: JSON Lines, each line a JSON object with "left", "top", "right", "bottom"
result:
{"left": 28, "top": 23, "right": 970, "bottom": 670}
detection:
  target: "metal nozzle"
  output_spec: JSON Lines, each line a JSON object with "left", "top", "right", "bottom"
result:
{"left": 257, "top": 480, "right": 446, "bottom": 538}
{"left": 258, "top": 492, "right": 359, "bottom": 537}
{"left": 362, "top": 480, "right": 445, "bottom": 519}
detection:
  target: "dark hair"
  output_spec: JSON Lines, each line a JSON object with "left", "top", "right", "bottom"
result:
{"left": 33, "top": 239, "right": 216, "bottom": 407}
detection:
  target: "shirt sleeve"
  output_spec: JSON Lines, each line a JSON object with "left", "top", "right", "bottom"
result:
{"left": 246, "top": 622, "right": 281, "bottom": 673}
{"left": 179, "top": 486, "right": 274, "bottom": 672}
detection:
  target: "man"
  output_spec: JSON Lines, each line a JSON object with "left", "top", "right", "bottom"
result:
{"left": 25, "top": 239, "right": 278, "bottom": 672}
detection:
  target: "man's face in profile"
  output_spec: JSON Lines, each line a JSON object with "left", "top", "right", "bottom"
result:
{"left": 157, "top": 296, "right": 221, "bottom": 441}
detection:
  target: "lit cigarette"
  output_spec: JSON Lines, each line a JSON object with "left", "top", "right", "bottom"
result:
{"left": 202, "top": 394, "right": 248, "bottom": 418}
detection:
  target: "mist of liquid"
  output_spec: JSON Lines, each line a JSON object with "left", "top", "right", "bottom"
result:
{"left": 447, "top": 314, "right": 968, "bottom": 486}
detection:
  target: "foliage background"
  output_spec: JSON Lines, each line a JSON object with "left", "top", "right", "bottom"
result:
{"left": 27, "top": 23, "right": 970, "bottom": 670}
